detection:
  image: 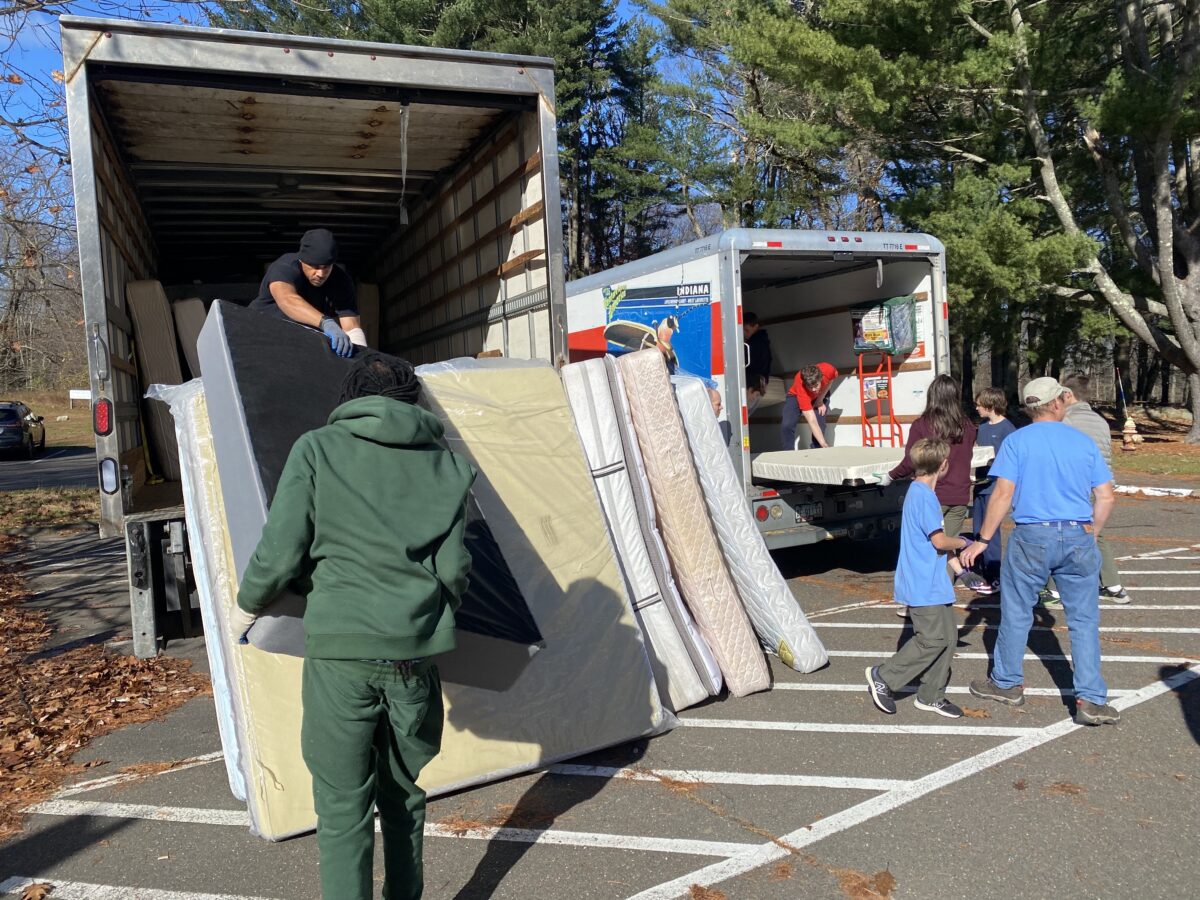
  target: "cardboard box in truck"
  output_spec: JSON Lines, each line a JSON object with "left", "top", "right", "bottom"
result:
{"left": 566, "top": 228, "right": 951, "bottom": 550}
{"left": 63, "top": 17, "right": 565, "bottom": 655}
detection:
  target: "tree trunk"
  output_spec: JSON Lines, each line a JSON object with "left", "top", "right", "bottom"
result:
{"left": 960, "top": 336, "right": 975, "bottom": 408}
{"left": 1188, "top": 373, "right": 1200, "bottom": 444}
{"left": 1135, "top": 339, "right": 1152, "bottom": 400}
{"left": 1162, "top": 360, "right": 1172, "bottom": 405}
{"left": 949, "top": 329, "right": 964, "bottom": 385}
{"left": 1114, "top": 334, "right": 1133, "bottom": 412}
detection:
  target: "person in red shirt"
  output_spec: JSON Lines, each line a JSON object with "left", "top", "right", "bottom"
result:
{"left": 781, "top": 362, "right": 838, "bottom": 449}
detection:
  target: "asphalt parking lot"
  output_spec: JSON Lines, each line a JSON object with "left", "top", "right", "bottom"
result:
{"left": 0, "top": 447, "right": 96, "bottom": 491}
{"left": 2, "top": 490, "right": 1198, "bottom": 899}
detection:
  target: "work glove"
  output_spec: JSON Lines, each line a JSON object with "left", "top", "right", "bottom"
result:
{"left": 877, "top": 472, "right": 894, "bottom": 487}
{"left": 229, "top": 606, "right": 258, "bottom": 645}
{"left": 320, "top": 317, "right": 354, "bottom": 358}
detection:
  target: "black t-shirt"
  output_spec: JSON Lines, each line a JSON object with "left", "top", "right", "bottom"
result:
{"left": 250, "top": 253, "right": 358, "bottom": 320}
{"left": 746, "top": 328, "right": 772, "bottom": 382}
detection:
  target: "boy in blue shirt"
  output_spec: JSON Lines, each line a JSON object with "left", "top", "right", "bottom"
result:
{"left": 972, "top": 387, "right": 1016, "bottom": 587}
{"left": 866, "top": 438, "right": 973, "bottom": 718}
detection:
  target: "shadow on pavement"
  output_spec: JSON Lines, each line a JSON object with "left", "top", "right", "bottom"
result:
{"left": 1160, "top": 664, "right": 1200, "bottom": 746}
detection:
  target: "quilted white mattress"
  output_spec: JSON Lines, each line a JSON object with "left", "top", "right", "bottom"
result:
{"left": 674, "top": 378, "right": 828, "bottom": 674}
{"left": 617, "top": 350, "right": 770, "bottom": 697}
{"left": 606, "top": 358, "right": 723, "bottom": 697}
{"left": 563, "top": 359, "right": 709, "bottom": 711}
{"left": 752, "top": 445, "right": 995, "bottom": 484}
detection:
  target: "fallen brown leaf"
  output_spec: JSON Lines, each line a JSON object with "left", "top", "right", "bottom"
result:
{"left": 688, "top": 886, "right": 727, "bottom": 900}
{"left": 1013, "top": 779, "right": 1028, "bottom": 791}
{"left": 771, "top": 861, "right": 794, "bottom": 881}
{"left": 21, "top": 883, "right": 52, "bottom": 900}
{"left": 960, "top": 706, "right": 991, "bottom": 718}
{"left": 1044, "top": 781, "right": 1085, "bottom": 797}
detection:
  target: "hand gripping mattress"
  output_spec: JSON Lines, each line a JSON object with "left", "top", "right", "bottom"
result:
{"left": 605, "top": 357, "right": 722, "bottom": 696}
{"left": 673, "top": 377, "right": 828, "bottom": 674}
{"left": 562, "top": 359, "right": 709, "bottom": 711}
{"left": 752, "top": 445, "right": 995, "bottom": 484}
{"left": 190, "top": 304, "right": 670, "bottom": 839}
{"left": 616, "top": 349, "right": 770, "bottom": 697}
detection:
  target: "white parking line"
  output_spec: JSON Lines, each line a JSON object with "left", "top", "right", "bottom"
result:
{"left": 806, "top": 600, "right": 888, "bottom": 619}
{"left": 630, "top": 664, "right": 1200, "bottom": 899}
{"left": 811, "top": 623, "right": 1200, "bottom": 633}
{"left": 771, "top": 683, "right": 1136, "bottom": 697}
{"left": 1125, "top": 586, "right": 1198, "bottom": 592}
{"left": 821, "top": 650, "right": 1199, "bottom": 664}
{"left": 29, "top": 448, "right": 69, "bottom": 464}
{"left": 0, "top": 876, "right": 279, "bottom": 900}
{"left": 546, "top": 765, "right": 906, "bottom": 792}
{"left": 1117, "top": 545, "right": 1200, "bottom": 560}
{"left": 1117, "top": 570, "right": 1200, "bottom": 574}
{"left": 54, "top": 752, "right": 224, "bottom": 799}
{"left": 25, "top": 799, "right": 756, "bottom": 859}
{"left": 678, "top": 719, "right": 1038, "bottom": 737}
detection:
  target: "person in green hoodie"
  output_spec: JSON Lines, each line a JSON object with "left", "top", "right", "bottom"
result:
{"left": 231, "top": 351, "right": 476, "bottom": 900}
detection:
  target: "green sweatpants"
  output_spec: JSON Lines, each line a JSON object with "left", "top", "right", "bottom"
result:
{"left": 301, "top": 658, "right": 443, "bottom": 900}
{"left": 1047, "top": 530, "right": 1118, "bottom": 591}
{"left": 878, "top": 603, "right": 957, "bottom": 703}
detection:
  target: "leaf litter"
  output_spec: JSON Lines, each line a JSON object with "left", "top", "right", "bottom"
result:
{"left": 0, "top": 534, "right": 210, "bottom": 841}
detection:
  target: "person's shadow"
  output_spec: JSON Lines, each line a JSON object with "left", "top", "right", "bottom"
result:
{"left": 1160, "top": 664, "right": 1200, "bottom": 745}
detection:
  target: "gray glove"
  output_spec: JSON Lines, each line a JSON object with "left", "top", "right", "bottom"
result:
{"left": 877, "top": 472, "right": 894, "bottom": 487}
{"left": 229, "top": 606, "right": 258, "bottom": 645}
{"left": 320, "top": 317, "right": 353, "bottom": 358}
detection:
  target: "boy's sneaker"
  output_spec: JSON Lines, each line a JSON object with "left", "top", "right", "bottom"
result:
{"left": 914, "top": 697, "right": 964, "bottom": 719}
{"left": 1075, "top": 699, "right": 1121, "bottom": 726}
{"left": 956, "top": 571, "right": 994, "bottom": 594}
{"left": 1100, "top": 585, "right": 1130, "bottom": 604}
{"left": 894, "top": 604, "right": 908, "bottom": 618}
{"left": 969, "top": 678, "right": 1026, "bottom": 707}
{"left": 865, "top": 666, "right": 897, "bottom": 714}
{"left": 1038, "top": 589, "right": 1061, "bottom": 607}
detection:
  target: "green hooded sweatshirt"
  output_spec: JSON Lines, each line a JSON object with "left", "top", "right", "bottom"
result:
{"left": 236, "top": 396, "right": 476, "bottom": 660}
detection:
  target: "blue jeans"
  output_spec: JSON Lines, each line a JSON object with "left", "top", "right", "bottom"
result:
{"left": 971, "top": 492, "right": 1003, "bottom": 583}
{"left": 780, "top": 397, "right": 826, "bottom": 450}
{"left": 994, "top": 522, "right": 1107, "bottom": 705}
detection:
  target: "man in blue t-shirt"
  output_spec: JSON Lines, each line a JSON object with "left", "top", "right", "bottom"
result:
{"left": 961, "top": 377, "right": 1119, "bottom": 725}
{"left": 866, "top": 438, "right": 973, "bottom": 719}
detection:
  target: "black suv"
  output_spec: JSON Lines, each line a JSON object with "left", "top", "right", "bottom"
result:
{"left": 0, "top": 401, "right": 46, "bottom": 458}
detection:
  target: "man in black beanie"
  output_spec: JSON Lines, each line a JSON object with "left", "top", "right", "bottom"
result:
{"left": 250, "top": 228, "right": 364, "bottom": 357}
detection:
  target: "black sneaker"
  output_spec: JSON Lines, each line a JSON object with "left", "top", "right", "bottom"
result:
{"left": 914, "top": 697, "right": 964, "bottom": 719}
{"left": 969, "top": 678, "right": 1026, "bottom": 707}
{"left": 956, "top": 571, "right": 994, "bottom": 594}
{"left": 865, "top": 666, "right": 897, "bottom": 714}
{"left": 1038, "top": 589, "right": 1062, "bottom": 607}
{"left": 1076, "top": 699, "right": 1121, "bottom": 725}
{"left": 1100, "top": 585, "right": 1130, "bottom": 604}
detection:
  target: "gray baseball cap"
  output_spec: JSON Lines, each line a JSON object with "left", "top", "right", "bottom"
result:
{"left": 1023, "top": 376, "right": 1064, "bottom": 406}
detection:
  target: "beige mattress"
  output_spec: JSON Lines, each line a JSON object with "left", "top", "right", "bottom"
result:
{"left": 616, "top": 350, "right": 770, "bottom": 697}
{"left": 126, "top": 280, "right": 183, "bottom": 480}
{"left": 172, "top": 297, "right": 207, "bottom": 378}
{"left": 752, "top": 445, "right": 995, "bottom": 485}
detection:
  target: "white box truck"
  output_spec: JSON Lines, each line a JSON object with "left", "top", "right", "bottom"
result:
{"left": 63, "top": 17, "right": 565, "bottom": 655}
{"left": 566, "top": 228, "right": 952, "bottom": 550}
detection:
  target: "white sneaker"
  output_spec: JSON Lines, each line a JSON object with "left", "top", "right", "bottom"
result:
{"left": 895, "top": 604, "right": 908, "bottom": 617}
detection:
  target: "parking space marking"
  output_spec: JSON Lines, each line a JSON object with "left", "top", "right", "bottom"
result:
{"left": 1125, "top": 586, "right": 1199, "bottom": 592}
{"left": 1117, "top": 569, "right": 1200, "bottom": 574}
{"left": 822, "top": 650, "right": 1199, "bottom": 664}
{"left": 546, "top": 765, "right": 907, "bottom": 792}
{"left": 25, "top": 800, "right": 758, "bottom": 859}
{"left": 812, "top": 623, "right": 1200, "bottom": 633}
{"left": 630, "top": 664, "right": 1200, "bottom": 899}
{"left": 678, "top": 719, "right": 1038, "bottom": 737}
{"left": 0, "top": 876, "right": 280, "bottom": 900}
{"left": 1117, "top": 544, "right": 1200, "bottom": 560}
{"left": 772, "top": 683, "right": 1136, "bottom": 697}
{"left": 54, "top": 752, "right": 225, "bottom": 799}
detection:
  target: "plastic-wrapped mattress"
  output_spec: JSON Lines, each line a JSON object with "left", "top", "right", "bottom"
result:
{"left": 563, "top": 358, "right": 709, "bottom": 711}
{"left": 616, "top": 349, "right": 770, "bottom": 697}
{"left": 752, "top": 445, "right": 995, "bottom": 484}
{"left": 673, "top": 377, "right": 828, "bottom": 674}
{"left": 192, "top": 303, "right": 671, "bottom": 838}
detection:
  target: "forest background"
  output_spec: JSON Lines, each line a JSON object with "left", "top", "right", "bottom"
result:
{"left": 3, "top": 0, "right": 1199, "bottom": 439}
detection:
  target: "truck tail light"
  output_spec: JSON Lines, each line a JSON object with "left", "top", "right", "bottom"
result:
{"left": 93, "top": 398, "right": 113, "bottom": 436}
{"left": 99, "top": 457, "right": 120, "bottom": 494}
{"left": 755, "top": 505, "right": 769, "bottom": 522}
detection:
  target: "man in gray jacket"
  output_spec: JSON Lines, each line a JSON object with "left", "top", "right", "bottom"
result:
{"left": 1044, "top": 374, "right": 1128, "bottom": 603}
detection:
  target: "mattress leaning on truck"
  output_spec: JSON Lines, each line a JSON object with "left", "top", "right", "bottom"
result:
{"left": 752, "top": 445, "right": 995, "bottom": 484}
{"left": 563, "top": 358, "right": 709, "bottom": 712}
{"left": 673, "top": 377, "right": 828, "bottom": 674}
{"left": 617, "top": 349, "right": 770, "bottom": 698}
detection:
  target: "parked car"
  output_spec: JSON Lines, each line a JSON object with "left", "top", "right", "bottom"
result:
{"left": 0, "top": 401, "right": 46, "bottom": 458}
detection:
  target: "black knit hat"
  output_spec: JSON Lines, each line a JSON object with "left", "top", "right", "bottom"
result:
{"left": 298, "top": 228, "right": 338, "bottom": 266}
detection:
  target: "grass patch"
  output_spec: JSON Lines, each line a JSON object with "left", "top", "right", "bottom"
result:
{"left": 0, "top": 488, "right": 99, "bottom": 530}
{"left": 2, "top": 390, "right": 96, "bottom": 450}
{"left": 1110, "top": 442, "right": 1200, "bottom": 479}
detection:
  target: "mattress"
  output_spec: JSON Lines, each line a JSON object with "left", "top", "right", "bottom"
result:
{"left": 752, "top": 444, "right": 996, "bottom": 484}
{"left": 605, "top": 357, "right": 722, "bottom": 697}
{"left": 616, "top": 349, "right": 770, "bottom": 697}
{"left": 562, "top": 359, "right": 709, "bottom": 711}
{"left": 125, "top": 280, "right": 183, "bottom": 481}
{"left": 172, "top": 297, "right": 207, "bottom": 379}
{"left": 673, "top": 377, "right": 828, "bottom": 674}
{"left": 193, "top": 304, "right": 670, "bottom": 839}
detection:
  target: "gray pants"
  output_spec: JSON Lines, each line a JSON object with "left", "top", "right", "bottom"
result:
{"left": 1047, "top": 530, "right": 1118, "bottom": 592}
{"left": 878, "top": 603, "right": 957, "bottom": 703}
